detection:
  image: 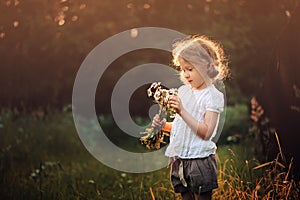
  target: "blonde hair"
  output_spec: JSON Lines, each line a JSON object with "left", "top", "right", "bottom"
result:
{"left": 172, "top": 35, "right": 230, "bottom": 81}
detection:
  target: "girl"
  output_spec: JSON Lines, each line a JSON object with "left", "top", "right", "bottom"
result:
{"left": 152, "top": 35, "right": 229, "bottom": 200}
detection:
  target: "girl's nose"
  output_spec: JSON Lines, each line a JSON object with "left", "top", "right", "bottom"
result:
{"left": 184, "top": 71, "right": 190, "bottom": 78}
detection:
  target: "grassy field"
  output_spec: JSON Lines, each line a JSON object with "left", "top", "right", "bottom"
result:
{"left": 0, "top": 108, "right": 299, "bottom": 199}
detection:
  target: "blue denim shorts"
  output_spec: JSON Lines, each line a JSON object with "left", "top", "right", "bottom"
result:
{"left": 169, "top": 154, "right": 218, "bottom": 194}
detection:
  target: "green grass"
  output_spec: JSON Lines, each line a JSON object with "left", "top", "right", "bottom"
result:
{"left": 0, "top": 110, "right": 176, "bottom": 199}
{"left": 0, "top": 109, "right": 299, "bottom": 199}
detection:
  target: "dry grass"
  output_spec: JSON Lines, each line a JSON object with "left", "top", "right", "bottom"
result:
{"left": 213, "top": 132, "right": 299, "bottom": 200}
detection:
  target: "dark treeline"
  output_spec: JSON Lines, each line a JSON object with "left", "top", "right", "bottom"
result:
{"left": 0, "top": 0, "right": 298, "bottom": 113}
{"left": 258, "top": 4, "right": 300, "bottom": 180}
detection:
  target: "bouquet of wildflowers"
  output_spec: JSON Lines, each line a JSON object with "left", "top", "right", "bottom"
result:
{"left": 139, "top": 82, "right": 178, "bottom": 149}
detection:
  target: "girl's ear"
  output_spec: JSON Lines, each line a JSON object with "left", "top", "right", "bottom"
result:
{"left": 207, "top": 63, "right": 219, "bottom": 78}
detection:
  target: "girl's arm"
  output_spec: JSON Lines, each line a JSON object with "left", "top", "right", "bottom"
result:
{"left": 169, "top": 95, "right": 219, "bottom": 140}
{"left": 180, "top": 109, "right": 218, "bottom": 140}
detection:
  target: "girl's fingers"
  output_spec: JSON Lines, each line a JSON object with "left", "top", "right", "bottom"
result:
{"left": 152, "top": 120, "right": 160, "bottom": 128}
{"left": 169, "top": 96, "right": 180, "bottom": 104}
{"left": 152, "top": 115, "right": 166, "bottom": 128}
{"left": 153, "top": 117, "right": 159, "bottom": 124}
{"left": 170, "top": 100, "right": 179, "bottom": 107}
{"left": 169, "top": 95, "right": 177, "bottom": 101}
{"left": 169, "top": 95, "right": 181, "bottom": 114}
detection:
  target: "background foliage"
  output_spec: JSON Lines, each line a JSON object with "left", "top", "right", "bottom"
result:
{"left": 0, "top": 0, "right": 297, "bottom": 111}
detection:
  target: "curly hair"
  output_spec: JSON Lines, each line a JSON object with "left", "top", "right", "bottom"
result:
{"left": 172, "top": 35, "right": 230, "bottom": 81}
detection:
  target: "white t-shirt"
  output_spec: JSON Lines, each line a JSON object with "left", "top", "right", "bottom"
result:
{"left": 165, "top": 84, "right": 224, "bottom": 159}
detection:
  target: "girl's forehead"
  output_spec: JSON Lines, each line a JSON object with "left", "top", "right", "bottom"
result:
{"left": 178, "top": 56, "right": 191, "bottom": 65}
{"left": 178, "top": 57, "right": 194, "bottom": 68}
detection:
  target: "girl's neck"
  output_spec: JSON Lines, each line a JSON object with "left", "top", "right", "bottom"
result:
{"left": 192, "top": 81, "right": 207, "bottom": 90}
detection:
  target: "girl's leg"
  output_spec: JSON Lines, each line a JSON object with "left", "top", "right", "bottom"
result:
{"left": 194, "top": 191, "right": 212, "bottom": 200}
{"left": 181, "top": 191, "right": 194, "bottom": 200}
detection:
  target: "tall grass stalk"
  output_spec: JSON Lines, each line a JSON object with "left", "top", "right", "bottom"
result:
{"left": 213, "top": 132, "right": 299, "bottom": 199}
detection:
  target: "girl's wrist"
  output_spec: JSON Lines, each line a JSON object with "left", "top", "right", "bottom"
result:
{"left": 179, "top": 107, "right": 186, "bottom": 116}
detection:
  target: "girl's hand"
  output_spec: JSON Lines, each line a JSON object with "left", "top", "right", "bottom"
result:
{"left": 169, "top": 95, "right": 184, "bottom": 116}
{"left": 152, "top": 114, "right": 166, "bottom": 129}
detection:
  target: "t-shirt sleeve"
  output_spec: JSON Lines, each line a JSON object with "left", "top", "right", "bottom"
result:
{"left": 206, "top": 89, "right": 224, "bottom": 113}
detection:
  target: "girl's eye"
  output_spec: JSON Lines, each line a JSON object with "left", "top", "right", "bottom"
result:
{"left": 180, "top": 67, "right": 193, "bottom": 72}
{"left": 183, "top": 68, "right": 192, "bottom": 72}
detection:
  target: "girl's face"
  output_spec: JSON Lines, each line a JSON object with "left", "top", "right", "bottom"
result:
{"left": 178, "top": 57, "right": 206, "bottom": 90}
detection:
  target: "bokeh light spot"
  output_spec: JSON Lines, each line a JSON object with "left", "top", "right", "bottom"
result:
{"left": 14, "top": 0, "right": 19, "bottom": 6}
{"left": 127, "top": 3, "right": 134, "bottom": 9}
{"left": 79, "top": 4, "right": 86, "bottom": 10}
{"left": 62, "top": 6, "right": 69, "bottom": 12}
{"left": 58, "top": 19, "right": 65, "bottom": 26}
{"left": 187, "top": 4, "right": 193, "bottom": 10}
{"left": 143, "top": 3, "right": 151, "bottom": 9}
{"left": 285, "top": 10, "right": 291, "bottom": 18}
{"left": 130, "top": 28, "right": 138, "bottom": 38}
{"left": 0, "top": 32, "right": 5, "bottom": 39}
{"left": 71, "top": 16, "right": 79, "bottom": 22}
{"left": 5, "top": 0, "right": 11, "bottom": 7}
{"left": 13, "top": 21, "right": 19, "bottom": 28}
